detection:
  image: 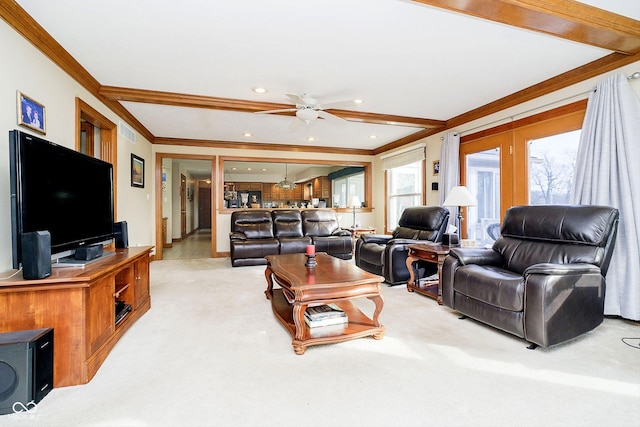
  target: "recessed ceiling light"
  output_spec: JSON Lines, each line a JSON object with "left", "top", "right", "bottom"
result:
{"left": 252, "top": 87, "right": 267, "bottom": 94}
{"left": 231, "top": 167, "right": 237, "bottom": 171}
{"left": 307, "top": 137, "right": 315, "bottom": 142}
{"left": 243, "top": 132, "right": 252, "bottom": 137}
{"left": 369, "top": 135, "right": 377, "bottom": 139}
{"left": 247, "top": 168, "right": 252, "bottom": 171}
{"left": 261, "top": 168, "right": 267, "bottom": 171}
{"left": 354, "top": 99, "right": 363, "bottom": 104}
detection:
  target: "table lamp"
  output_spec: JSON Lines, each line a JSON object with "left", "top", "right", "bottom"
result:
{"left": 348, "top": 195, "right": 361, "bottom": 228}
{"left": 442, "top": 186, "right": 477, "bottom": 246}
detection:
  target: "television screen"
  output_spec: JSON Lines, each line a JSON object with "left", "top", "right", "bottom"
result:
{"left": 9, "top": 130, "right": 114, "bottom": 268}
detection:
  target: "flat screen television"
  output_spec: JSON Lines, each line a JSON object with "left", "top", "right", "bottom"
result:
{"left": 9, "top": 130, "right": 115, "bottom": 269}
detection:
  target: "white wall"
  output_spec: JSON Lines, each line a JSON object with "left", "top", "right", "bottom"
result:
{"left": 0, "top": 19, "right": 154, "bottom": 271}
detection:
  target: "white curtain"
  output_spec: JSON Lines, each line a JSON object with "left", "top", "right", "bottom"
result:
{"left": 570, "top": 73, "right": 640, "bottom": 320}
{"left": 438, "top": 132, "right": 460, "bottom": 225}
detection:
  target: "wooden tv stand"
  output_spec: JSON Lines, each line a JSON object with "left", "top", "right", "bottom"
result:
{"left": 0, "top": 246, "right": 153, "bottom": 387}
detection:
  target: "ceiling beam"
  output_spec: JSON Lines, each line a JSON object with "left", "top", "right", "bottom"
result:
{"left": 153, "top": 137, "right": 375, "bottom": 156}
{"left": 412, "top": 0, "right": 640, "bottom": 54}
{"left": 99, "top": 86, "right": 445, "bottom": 129}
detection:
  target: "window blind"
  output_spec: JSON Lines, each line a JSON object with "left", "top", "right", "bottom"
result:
{"left": 381, "top": 146, "right": 426, "bottom": 170}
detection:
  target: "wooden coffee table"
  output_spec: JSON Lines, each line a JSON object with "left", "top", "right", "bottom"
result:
{"left": 264, "top": 253, "right": 385, "bottom": 354}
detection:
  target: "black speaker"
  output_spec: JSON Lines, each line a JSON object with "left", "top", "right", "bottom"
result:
{"left": 21, "top": 231, "right": 51, "bottom": 280}
{"left": 114, "top": 221, "right": 129, "bottom": 249}
{"left": 0, "top": 328, "right": 54, "bottom": 415}
{"left": 74, "top": 243, "right": 103, "bottom": 261}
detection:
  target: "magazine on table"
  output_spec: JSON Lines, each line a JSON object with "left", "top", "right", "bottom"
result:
{"left": 304, "top": 313, "right": 348, "bottom": 328}
{"left": 305, "top": 303, "right": 345, "bottom": 320}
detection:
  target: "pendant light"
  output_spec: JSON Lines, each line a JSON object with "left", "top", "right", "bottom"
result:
{"left": 275, "top": 164, "right": 297, "bottom": 190}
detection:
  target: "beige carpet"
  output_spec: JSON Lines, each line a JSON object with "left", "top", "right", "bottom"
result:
{"left": 7, "top": 258, "right": 639, "bottom": 427}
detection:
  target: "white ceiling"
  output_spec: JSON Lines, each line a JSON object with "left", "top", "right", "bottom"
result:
{"left": 15, "top": 0, "right": 640, "bottom": 153}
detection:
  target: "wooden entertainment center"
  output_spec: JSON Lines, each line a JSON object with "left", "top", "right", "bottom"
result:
{"left": 0, "top": 246, "right": 153, "bottom": 387}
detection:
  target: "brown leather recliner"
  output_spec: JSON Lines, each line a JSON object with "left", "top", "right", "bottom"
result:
{"left": 301, "top": 209, "right": 353, "bottom": 260}
{"left": 441, "top": 205, "right": 619, "bottom": 348}
{"left": 355, "top": 206, "right": 449, "bottom": 285}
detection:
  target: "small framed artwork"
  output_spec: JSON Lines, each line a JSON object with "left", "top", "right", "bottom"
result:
{"left": 17, "top": 91, "right": 46, "bottom": 134}
{"left": 433, "top": 160, "right": 440, "bottom": 176}
{"left": 131, "top": 154, "right": 145, "bottom": 188}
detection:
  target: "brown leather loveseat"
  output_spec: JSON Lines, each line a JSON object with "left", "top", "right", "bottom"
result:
{"left": 441, "top": 205, "right": 619, "bottom": 348}
{"left": 229, "top": 209, "right": 352, "bottom": 266}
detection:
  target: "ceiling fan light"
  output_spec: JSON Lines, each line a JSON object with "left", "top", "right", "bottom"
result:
{"left": 297, "top": 108, "right": 318, "bottom": 123}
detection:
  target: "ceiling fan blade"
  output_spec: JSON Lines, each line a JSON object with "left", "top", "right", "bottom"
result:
{"left": 254, "top": 108, "right": 297, "bottom": 114}
{"left": 285, "top": 93, "right": 306, "bottom": 105}
{"left": 317, "top": 110, "right": 347, "bottom": 123}
{"left": 317, "top": 99, "right": 359, "bottom": 109}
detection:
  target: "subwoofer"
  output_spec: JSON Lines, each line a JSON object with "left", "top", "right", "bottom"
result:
{"left": 114, "top": 221, "right": 129, "bottom": 249}
{"left": 0, "top": 328, "right": 53, "bottom": 415}
{"left": 21, "top": 231, "right": 51, "bottom": 280}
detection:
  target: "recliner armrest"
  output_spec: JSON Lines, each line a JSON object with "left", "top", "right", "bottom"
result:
{"left": 524, "top": 263, "right": 600, "bottom": 277}
{"left": 331, "top": 230, "right": 351, "bottom": 237}
{"left": 448, "top": 247, "right": 503, "bottom": 266}
{"left": 386, "top": 238, "right": 419, "bottom": 246}
{"left": 229, "top": 232, "right": 247, "bottom": 241}
{"left": 360, "top": 234, "right": 392, "bottom": 244}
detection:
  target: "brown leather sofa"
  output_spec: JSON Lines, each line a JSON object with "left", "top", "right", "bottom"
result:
{"left": 442, "top": 205, "right": 619, "bottom": 348}
{"left": 229, "top": 209, "right": 352, "bottom": 266}
{"left": 354, "top": 206, "right": 449, "bottom": 285}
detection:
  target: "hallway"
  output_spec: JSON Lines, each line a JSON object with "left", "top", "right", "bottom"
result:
{"left": 162, "top": 229, "right": 211, "bottom": 260}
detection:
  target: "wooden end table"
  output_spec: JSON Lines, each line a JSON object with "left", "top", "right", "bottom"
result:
{"left": 344, "top": 226, "right": 376, "bottom": 253}
{"left": 405, "top": 243, "right": 450, "bottom": 305}
{"left": 264, "top": 253, "right": 385, "bottom": 354}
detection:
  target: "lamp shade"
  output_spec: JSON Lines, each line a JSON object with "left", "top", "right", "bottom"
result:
{"left": 348, "top": 195, "right": 361, "bottom": 208}
{"left": 442, "top": 186, "right": 477, "bottom": 207}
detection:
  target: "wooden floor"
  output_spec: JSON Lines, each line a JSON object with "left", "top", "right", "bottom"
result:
{"left": 163, "top": 229, "right": 212, "bottom": 260}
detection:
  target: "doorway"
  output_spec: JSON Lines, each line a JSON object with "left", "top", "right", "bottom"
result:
{"left": 156, "top": 155, "right": 215, "bottom": 260}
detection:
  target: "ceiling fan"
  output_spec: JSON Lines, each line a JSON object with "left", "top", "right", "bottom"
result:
{"left": 255, "top": 93, "right": 357, "bottom": 125}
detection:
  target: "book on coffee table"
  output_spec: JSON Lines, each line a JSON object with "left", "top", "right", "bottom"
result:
{"left": 304, "top": 313, "right": 348, "bottom": 328}
{"left": 305, "top": 304, "right": 345, "bottom": 320}
{"left": 282, "top": 288, "right": 295, "bottom": 304}
{"left": 305, "top": 304, "right": 348, "bottom": 327}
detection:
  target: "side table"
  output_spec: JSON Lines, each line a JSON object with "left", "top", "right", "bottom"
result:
{"left": 405, "top": 243, "right": 450, "bottom": 305}
{"left": 344, "top": 226, "right": 376, "bottom": 253}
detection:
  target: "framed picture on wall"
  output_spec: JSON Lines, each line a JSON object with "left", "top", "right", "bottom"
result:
{"left": 433, "top": 160, "right": 440, "bottom": 176}
{"left": 17, "top": 91, "right": 46, "bottom": 134}
{"left": 131, "top": 154, "right": 145, "bottom": 188}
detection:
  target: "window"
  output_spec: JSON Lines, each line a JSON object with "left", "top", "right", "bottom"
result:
{"left": 527, "top": 130, "right": 580, "bottom": 205}
{"left": 332, "top": 171, "right": 365, "bottom": 208}
{"left": 382, "top": 146, "right": 426, "bottom": 232}
{"left": 465, "top": 148, "right": 500, "bottom": 246}
{"left": 460, "top": 101, "right": 586, "bottom": 245}
{"left": 386, "top": 160, "right": 423, "bottom": 231}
